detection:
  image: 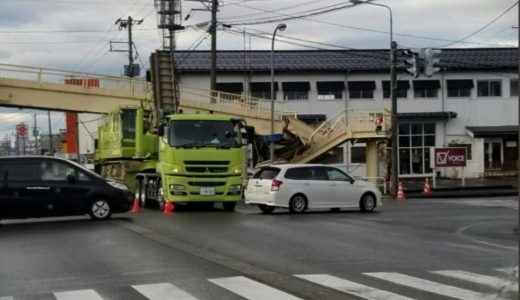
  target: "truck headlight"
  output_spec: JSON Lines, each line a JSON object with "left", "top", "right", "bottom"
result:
{"left": 229, "top": 184, "right": 242, "bottom": 191}
{"left": 170, "top": 184, "right": 185, "bottom": 191}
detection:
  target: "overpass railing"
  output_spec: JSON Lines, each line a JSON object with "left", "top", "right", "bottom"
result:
{"left": 0, "top": 63, "right": 150, "bottom": 99}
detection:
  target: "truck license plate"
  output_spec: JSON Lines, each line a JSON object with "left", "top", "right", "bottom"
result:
{"left": 200, "top": 187, "right": 215, "bottom": 195}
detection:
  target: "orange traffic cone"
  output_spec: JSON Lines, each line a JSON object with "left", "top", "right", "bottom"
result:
{"left": 131, "top": 196, "right": 140, "bottom": 213}
{"left": 421, "top": 178, "right": 432, "bottom": 196}
{"left": 163, "top": 201, "right": 174, "bottom": 214}
{"left": 396, "top": 181, "right": 406, "bottom": 201}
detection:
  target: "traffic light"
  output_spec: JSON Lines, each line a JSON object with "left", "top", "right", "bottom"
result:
{"left": 424, "top": 48, "right": 442, "bottom": 77}
{"left": 401, "top": 49, "right": 422, "bottom": 78}
{"left": 374, "top": 115, "right": 383, "bottom": 133}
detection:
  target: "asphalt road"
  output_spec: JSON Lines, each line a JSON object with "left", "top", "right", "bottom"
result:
{"left": 0, "top": 196, "right": 517, "bottom": 300}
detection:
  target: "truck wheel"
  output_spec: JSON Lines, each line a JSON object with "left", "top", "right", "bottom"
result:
{"left": 222, "top": 202, "right": 236, "bottom": 212}
{"left": 135, "top": 179, "right": 147, "bottom": 208}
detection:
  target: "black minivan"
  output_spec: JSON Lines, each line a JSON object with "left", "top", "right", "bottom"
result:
{"left": 0, "top": 156, "right": 133, "bottom": 220}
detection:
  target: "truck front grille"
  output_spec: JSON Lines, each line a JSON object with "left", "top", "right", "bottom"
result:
{"left": 188, "top": 182, "right": 226, "bottom": 187}
{"left": 186, "top": 167, "right": 228, "bottom": 173}
{"left": 184, "top": 160, "right": 229, "bottom": 165}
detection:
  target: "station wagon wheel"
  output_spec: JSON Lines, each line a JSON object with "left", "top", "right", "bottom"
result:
{"left": 359, "top": 193, "right": 376, "bottom": 212}
{"left": 258, "top": 204, "right": 275, "bottom": 214}
{"left": 88, "top": 199, "right": 112, "bottom": 220}
{"left": 289, "top": 194, "right": 307, "bottom": 213}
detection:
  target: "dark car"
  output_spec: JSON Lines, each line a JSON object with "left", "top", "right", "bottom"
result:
{"left": 0, "top": 156, "right": 133, "bottom": 221}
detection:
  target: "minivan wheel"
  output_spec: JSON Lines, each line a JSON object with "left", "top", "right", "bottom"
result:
{"left": 360, "top": 193, "right": 376, "bottom": 212}
{"left": 259, "top": 204, "right": 275, "bottom": 214}
{"left": 89, "top": 199, "right": 112, "bottom": 220}
{"left": 289, "top": 194, "right": 307, "bottom": 213}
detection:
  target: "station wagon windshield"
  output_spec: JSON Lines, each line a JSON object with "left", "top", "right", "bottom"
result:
{"left": 168, "top": 120, "right": 241, "bottom": 148}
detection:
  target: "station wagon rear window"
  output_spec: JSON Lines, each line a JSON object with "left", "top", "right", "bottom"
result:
{"left": 253, "top": 167, "right": 280, "bottom": 179}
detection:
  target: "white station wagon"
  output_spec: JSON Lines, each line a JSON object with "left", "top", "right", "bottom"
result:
{"left": 245, "top": 164, "right": 382, "bottom": 213}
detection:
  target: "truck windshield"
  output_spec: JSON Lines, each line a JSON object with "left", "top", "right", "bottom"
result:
{"left": 169, "top": 120, "right": 241, "bottom": 148}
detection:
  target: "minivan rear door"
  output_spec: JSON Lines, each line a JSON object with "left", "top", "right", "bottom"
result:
{"left": 2, "top": 160, "right": 48, "bottom": 218}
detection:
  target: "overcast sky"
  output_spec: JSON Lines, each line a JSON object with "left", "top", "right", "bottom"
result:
{"left": 0, "top": 0, "right": 517, "bottom": 145}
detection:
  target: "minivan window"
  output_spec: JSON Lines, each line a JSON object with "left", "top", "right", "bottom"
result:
{"left": 285, "top": 167, "right": 313, "bottom": 180}
{"left": 41, "top": 161, "right": 76, "bottom": 181}
{"left": 253, "top": 167, "right": 280, "bottom": 179}
{"left": 0, "top": 162, "right": 39, "bottom": 181}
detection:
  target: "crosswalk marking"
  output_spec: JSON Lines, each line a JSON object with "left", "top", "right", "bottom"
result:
{"left": 54, "top": 289, "right": 103, "bottom": 300}
{"left": 432, "top": 270, "right": 518, "bottom": 292}
{"left": 364, "top": 272, "right": 485, "bottom": 300}
{"left": 295, "top": 274, "right": 413, "bottom": 300}
{"left": 132, "top": 283, "right": 198, "bottom": 300}
{"left": 209, "top": 276, "right": 302, "bottom": 300}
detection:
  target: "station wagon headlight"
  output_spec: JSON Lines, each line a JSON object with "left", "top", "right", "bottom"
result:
{"left": 107, "top": 180, "right": 129, "bottom": 191}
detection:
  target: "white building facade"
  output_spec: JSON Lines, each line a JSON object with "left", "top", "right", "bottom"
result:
{"left": 175, "top": 48, "right": 518, "bottom": 179}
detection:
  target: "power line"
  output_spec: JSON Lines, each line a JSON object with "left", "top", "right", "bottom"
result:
{"left": 3, "top": 0, "right": 154, "bottom": 5}
{"left": 437, "top": 1, "right": 518, "bottom": 47}
{"left": 222, "top": 1, "right": 515, "bottom": 48}
{"left": 0, "top": 28, "right": 158, "bottom": 34}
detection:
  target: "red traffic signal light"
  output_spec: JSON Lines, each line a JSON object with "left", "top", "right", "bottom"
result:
{"left": 374, "top": 116, "right": 383, "bottom": 133}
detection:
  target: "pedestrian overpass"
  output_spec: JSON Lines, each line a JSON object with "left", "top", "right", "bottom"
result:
{"left": 0, "top": 63, "right": 390, "bottom": 180}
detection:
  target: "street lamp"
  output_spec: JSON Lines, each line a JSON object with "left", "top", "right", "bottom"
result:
{"left": 270, "top": 23, "right": 286, "bottom": 162}
{"left": 350, "top": 0, "right": 397, "bottom": 196}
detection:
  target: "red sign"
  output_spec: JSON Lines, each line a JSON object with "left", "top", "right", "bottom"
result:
{"left": 434, "top": 147, "right": 467, "bottom": 167}
{"left": 16, "top": 124, "right": 28, "bottom": 137}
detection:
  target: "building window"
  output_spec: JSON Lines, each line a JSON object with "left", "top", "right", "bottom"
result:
{"left": 350, "top": 145, "right": 366, "bottom": 163}
{"left": 477, "top": 80, "right": 501, "bottom": 97}
{"left": 250, "top": 82, "right": 277, "bottom": 99}
{"left": 413, "top": 80, "right": 440, "bottom": 98}
{"left": 215, "top": 82, "right": 243, "bottom": 94}
{"left": 446, "top": 79, "right": 473, "bottom": 98}
{"left": 282, "top": 82, "right": 310, "bottom": 100}
{"left": 383, "top": 81, "right": 409, "bottom": 99}
{"left": 448, "top": 143, "right": 472, "bottom": 160}
{"left": 348, "top": 81, "right": 375, "bottom": 99}
{"left": 398, "top": 123, "right": 435, "bottom": 175}
{"left": 317, "top": 81, "right": 344, "bottom": 100}
{"left": 510, "top": 79, "right": 518, "bottom": 97}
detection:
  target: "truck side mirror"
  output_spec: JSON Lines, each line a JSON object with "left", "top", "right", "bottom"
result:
{"left": 157, "top": 124, "right": 165, "bottom": 136}
{"left": 245, "top": 126, "right": 255, "bottom": 144}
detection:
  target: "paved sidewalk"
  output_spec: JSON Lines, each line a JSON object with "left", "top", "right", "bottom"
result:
{"left": 395, "top": 176, "right": 518, "bottom": 198}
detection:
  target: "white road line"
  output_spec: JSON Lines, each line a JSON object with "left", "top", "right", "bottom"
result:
{"left": 132, "top": 283, "right": 199, "bottom": 300}
{"left": 295, "top": 274, "right": 413, "bottom": 300}
{"left": 496, "top": 266, "right": 518, "bottom": 274}
{"left": 209, "top": 276, "right": 302, "bottom": 300}
{"left": 432, "top": 270, "right": 518, "bottom": 292}
{"left": 364, "top": 272, "right": 484, "bottom": 300}
{"left": 54, "top": 289, "right": 104, "bottom": 300}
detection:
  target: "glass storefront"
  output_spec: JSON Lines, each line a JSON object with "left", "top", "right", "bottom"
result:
{"left": 398, "top": 123, "right": 435, "bottom": 175}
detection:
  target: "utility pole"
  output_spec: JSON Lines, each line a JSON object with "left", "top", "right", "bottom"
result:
{"left": 112, "top": 16, "right": 143, "bottom": 77}
{"left": 48, "top": 111, "right": 53, "bottom": 155}
{"left": 390, "top": 41, "right": 398, "bottom": 196}
{"left": 33, "top": 113, "right": 38, "bottom": 154}
{"left": 210, "top": 0, "right": 218, "bottom": 91}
